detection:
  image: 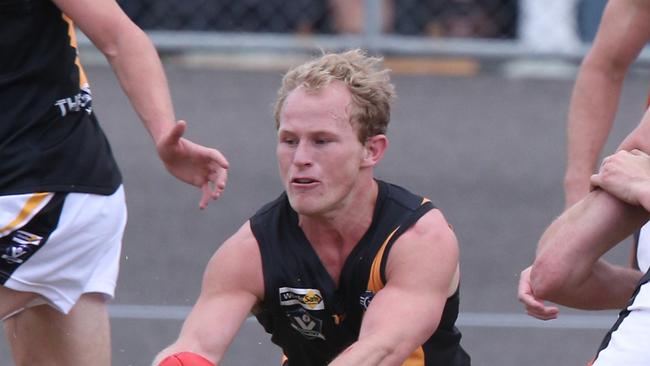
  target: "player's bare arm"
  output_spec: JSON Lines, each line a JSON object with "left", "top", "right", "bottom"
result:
{"left": 531, "top": 190, "right": 648, "bottom": 309}
{"left": 564, "top": 0, "right": 650, "bottom": 207}
{"left": 153, "top": 222, "right": 264, "bottom": 365}
{"left": 52, "top": 0, "right": 229, "bottom": 208}
{"left": 329, "top": 209, "right": 460, "bottom": 366}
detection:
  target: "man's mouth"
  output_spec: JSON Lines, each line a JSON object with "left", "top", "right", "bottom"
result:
{"left": 292, "top": 177, "right": 317, "bottom": 184}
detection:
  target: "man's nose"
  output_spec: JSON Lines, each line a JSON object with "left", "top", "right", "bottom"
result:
{"left": 292, "top": 141, "right": 313, "bottom": 166}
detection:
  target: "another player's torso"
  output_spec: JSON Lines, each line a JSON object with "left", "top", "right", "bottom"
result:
{"left": 0, "top": 0, "right": 121, "bottom": 195}
{"left": 250, "top": 180, "right": 470, "bottom": 366}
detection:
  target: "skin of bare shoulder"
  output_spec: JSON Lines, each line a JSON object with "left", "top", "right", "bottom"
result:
{"left": 385, "top": 208, "right": 460, "bottom": 297}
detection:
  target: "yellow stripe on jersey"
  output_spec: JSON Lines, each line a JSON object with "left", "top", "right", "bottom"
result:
{"left": 402, "top": 348, "right": 425, "bottom": 366}
{"left": 367, "top": 199, "right": 430, "bottom": 291}
{"left": 62, "top": 14, "right": 89, "bottom": 88}
{"left": 366, "top": 199, "right": 432, "bottom": 366}
{"left": 367, "top": 226, "right": 399, "bottom": 292}
{"left": 0, "top": 193, "right": 52, "bottom": 236}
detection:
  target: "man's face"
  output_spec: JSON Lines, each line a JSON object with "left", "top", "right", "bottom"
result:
{"left": 276, "top": 81, "right": 367, "bottom": 217}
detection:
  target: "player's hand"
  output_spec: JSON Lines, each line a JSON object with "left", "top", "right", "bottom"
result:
{"left": 156, "top": 120, "right": 229, "bottom": 209}
{"left": 590, "top": 149, "right": 650, "bottom": 207}
{"left": 517, "top": 266, "right": 559, "bottom": 320}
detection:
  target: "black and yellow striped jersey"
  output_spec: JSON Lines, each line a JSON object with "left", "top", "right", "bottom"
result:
{"left": 251, "top": 179, "right": 470, "bottom": 366}
{"left": 0, "top": 0, "right": 121, "bottom": 195}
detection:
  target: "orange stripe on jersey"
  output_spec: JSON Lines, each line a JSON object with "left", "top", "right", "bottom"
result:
{"left": 365, "top": 202, "right": 432, "bottom": 366}
{"left": 62, "top": 14, "right": 89, "bottom": 88}
{"left": 0, "top": 193, "right": 52, "bottom": 236}
{"left": 402, "top": 347, "right": 425, "bottom": 366}
{"left": 367, "top": 227, "right": 399, "bottom": 292}
{"left": 366, "top": 227, "right": 427, "bottom": 366}
{"left": 367, "top": 198, "right": 433, "bottom": 291}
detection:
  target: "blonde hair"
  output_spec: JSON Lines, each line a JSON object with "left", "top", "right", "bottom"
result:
{"left": 274, "top": 49, "right": 395, "bottom": 142}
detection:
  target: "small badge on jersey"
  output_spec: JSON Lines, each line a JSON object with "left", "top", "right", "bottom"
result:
{"left": 286, "top": 308, "right": 326, "bottom": 340}
{"left": 1, "top": 230, "right": 43, "bottom": 264}
{"left": 279, "top": 287, "right": 325, "bottom": 311}
{"left": 359, "top": 290, "right": 375, "bottom": 310}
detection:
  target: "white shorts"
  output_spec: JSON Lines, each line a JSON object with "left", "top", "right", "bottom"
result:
{"left": 0, "top": 186, "right": 127, "bottom": 314}
{"left": 636, "top": 223, "right": 650, "bottom": 272}
{"left": 592, "top": 272, "right": 650, "bottom": 366}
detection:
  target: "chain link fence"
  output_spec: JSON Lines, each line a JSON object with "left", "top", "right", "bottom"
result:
{"left": 119, "top": 0, "right": 519, "bottom": 38}
{"left": 111, "top": 0, "right": 643, "bottom": 59}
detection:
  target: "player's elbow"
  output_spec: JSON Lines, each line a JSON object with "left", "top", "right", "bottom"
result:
{"left": 529, "top": 258, "right": 567, "bottom": 302}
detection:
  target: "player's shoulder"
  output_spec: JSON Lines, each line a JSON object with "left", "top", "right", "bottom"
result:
{"left": 409, "top": 208, "right": 455, "bottom": 242}
{"left": 223, "top": 220, "right": 260, "bottom": 253}
{"left": 206, "top": 221, "right": 264, "bottom": 298}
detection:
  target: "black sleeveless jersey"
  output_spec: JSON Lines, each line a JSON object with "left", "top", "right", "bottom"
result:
{"left": 0, "top": 0, "right": 121, "bottom": 195}
{"left": 251, "top": 180, "right": 471, "bottom": 366}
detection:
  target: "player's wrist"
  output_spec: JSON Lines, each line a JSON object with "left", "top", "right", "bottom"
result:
{"left": 633, "top": 182, "right": 650, "bottom": 212}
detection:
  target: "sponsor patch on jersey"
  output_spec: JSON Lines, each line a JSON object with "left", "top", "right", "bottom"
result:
{"left": 279, "top": 287, "right": 325, "bottom": 310}
{"left": 54, "top": 86, "right": 93, "bottom": 117}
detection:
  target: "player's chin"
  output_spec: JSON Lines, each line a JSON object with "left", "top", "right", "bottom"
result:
{"left": 287, "top": 197, "right": 327, "bottom": 216}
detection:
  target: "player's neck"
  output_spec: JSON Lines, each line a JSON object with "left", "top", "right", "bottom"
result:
{"left": 298, "top": 179, "right": 378, "bottom": 245}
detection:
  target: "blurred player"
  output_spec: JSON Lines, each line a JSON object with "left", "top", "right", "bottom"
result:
{"left": 0, "top": 0, "right": 228, "bottom": 365}
{"left": 519, "top": 0, "right": 650, "bottom": 364}
{"left": 518, "top": 3, "right": 650, "bottom": 365}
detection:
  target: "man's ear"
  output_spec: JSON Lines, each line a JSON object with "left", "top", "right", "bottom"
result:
{"left": 361, "top": 134, "right": 388, "bottom": 168}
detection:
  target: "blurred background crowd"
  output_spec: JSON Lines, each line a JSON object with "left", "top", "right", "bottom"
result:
{"left": 116, "top": 0, "right": 610, "bottom": 56}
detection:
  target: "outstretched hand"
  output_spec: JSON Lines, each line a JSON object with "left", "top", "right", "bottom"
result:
{"left": 156, "top": 120, "right": 229, "bottom": 209}
{"left": 517, "top": 266, "right": 559, "bottom": 320}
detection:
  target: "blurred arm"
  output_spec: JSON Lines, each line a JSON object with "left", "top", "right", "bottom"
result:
{"left": 564, "top": 0, "right": 650, "bottom": 207}
{"left": 53, "top": 0, "right": 229, "bottom": 208}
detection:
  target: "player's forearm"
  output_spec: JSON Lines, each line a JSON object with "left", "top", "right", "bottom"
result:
{"left": 103, "top": 25, "right": 176, "bottom": 145}
{"left": 565, "top": 60, "right": 625, "bottom": 199}
{"left": 533, "top": 190, "right": 648, "bottom": 300}
{"left": 328, "top": 338, "right": 407, "bottom": 366}
{"left": 536, "top": 259, "right": 642, "bottom": 310}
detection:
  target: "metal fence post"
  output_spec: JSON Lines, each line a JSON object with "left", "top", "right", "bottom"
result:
{"left": 364, "top": 0, "right": 383, "bottom": 53}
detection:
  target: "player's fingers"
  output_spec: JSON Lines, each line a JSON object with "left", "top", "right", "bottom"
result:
{"left": 520, "top": 293, "right": 559, "bottom": 320}
{"left": 526, "top": 308, "right": 558, "bottom": 321}
{"left": 590, "top": 173, "right": 602, "bottom": 187}
{"left": 199, "top": 182, "right": 217, "bottom": 210}
{"left": 210, "top": 164, "right": 228, "bottom": 190}
{"left": 210, "top": 148, "right": 229, "bottom": 170}
{"left": 198, "top": 171, "right": 227, "bottom": 209}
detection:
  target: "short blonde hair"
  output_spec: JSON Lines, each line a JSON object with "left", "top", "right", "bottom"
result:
{"left": 274, "top": 49, "right": 395, "bottom": 142}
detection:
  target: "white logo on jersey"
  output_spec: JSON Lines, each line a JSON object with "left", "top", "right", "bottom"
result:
{"left": 12, "top": 230, "right": 43, "bottom": 246}
{"left": 54, "top": 85, "right": 93, "bottom": 116}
